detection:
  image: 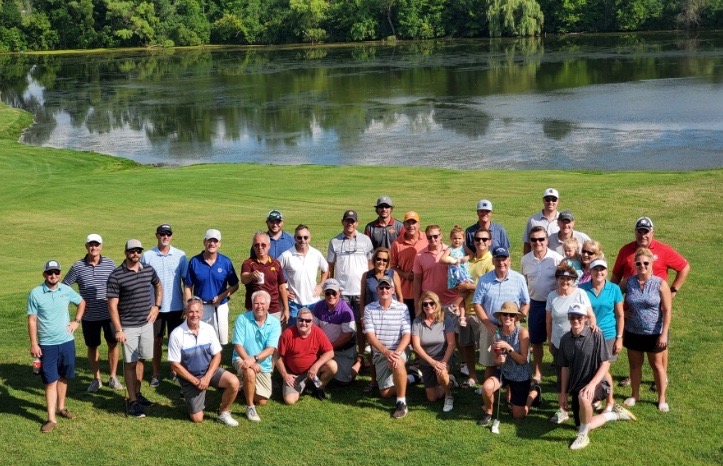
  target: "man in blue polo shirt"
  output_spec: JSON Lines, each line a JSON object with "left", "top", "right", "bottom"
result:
{"left": 142, "top": 224, "right": 188, "bottom": 387}
{"left": 473, "top": 247, "right": 530, "bottom": 380}
{"left": 28, "top": 260, "right": 86, "bottom": 433}
{"left": 465, "top": 199, "right": 511, "bottom": 253}
{"left": 184, "top": 228, "right": 239, "bottom": 345}
{"left": 250, "top": 210, "right": 295, "bottom": 260}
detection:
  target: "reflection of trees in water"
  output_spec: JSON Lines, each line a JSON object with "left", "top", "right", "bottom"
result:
{"left": 542, "top": 119, "right": 574, "bottom": 140}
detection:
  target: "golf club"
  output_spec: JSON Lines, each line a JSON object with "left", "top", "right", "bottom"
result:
{"left": 121, "top": 342, "right": 128, "bottom": 417}
{"left": 491, "top": 373, "right": 503, "bottom": 434}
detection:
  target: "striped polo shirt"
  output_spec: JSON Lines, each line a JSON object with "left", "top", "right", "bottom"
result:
{"left": 63, "top": 255, "right": 116, "bottom": 321}
{"left": 107, "top": 262, "right": 160, "bottom": 327}
{"left": 363, "top": 299, "right": 411, "bottom": 352}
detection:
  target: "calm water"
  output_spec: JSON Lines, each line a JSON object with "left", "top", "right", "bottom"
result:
{"left": 2, "top": 32, "right": 722, "bottom": 170}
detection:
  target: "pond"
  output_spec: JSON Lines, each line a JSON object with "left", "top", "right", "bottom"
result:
{"left": 2, "top": 31, "right": 722, "bottom": 170}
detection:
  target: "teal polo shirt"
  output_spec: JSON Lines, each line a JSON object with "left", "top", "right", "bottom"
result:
{"left": 231, "top": 311, "right": 281, "bottom": 373}
{"left": 27, "top": 283, "right": 82, "bottom": 345}
{"left": 580, "top": 280, "right": 623, "bottom": 340}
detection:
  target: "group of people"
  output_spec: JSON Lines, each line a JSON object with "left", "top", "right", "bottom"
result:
{"left": 27, "top": 191, "right": 689, "bottom": 450}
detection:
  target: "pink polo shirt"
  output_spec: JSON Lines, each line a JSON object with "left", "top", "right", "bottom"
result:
{"left": 413, "top": 246, "right": 458, "bottom": 305}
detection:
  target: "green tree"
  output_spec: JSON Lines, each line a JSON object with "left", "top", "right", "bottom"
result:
{"left": 486, "top": 0, "right": 544, "bottom": 37}
{"left": 443, "top": 0, "right": 488, "bottom": 37}
{"left": 288, "top": 0, "right": 329, "bottom": 42}
{"left": 397, "top": 0, "right": 446, "bottom": 39}
{"left": 21, "top": 11, "right": 59, "bottom": 50}
{"left": 104, "top": 0, "right": 159, "bottom": 46}
{"left": 327, "top": 0, "right": 380, "bottom": 41}
{"left": 616, "top": 0, "right": 664, "bottom": 30}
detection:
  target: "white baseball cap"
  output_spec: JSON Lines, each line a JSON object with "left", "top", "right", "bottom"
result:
{"left": 543, "top": 188, "right": 559, "bottom": 199}
{"left": 86, "top": 233, "right": 103, "bottom": 244}
{"left": 204, "top": 229, "right": 222, "bottom": 241}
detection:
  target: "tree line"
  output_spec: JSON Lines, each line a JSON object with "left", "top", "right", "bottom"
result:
{"left": 1, "top": 0, "right": 721, "bottom": 52}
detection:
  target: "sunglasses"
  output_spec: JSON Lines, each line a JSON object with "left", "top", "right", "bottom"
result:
{"left": 581, "top": 250, "right": 595, "bottom": 255}
{"left": 421, "top": 301, "right": 435, "bottom": 308}
{"left": 296, "top": 235, "right": 309, "bottom": 240}
{"left": 87, "top": 242, "right": 101, "bottom": 247}
{"left": 158, "top": 232, "right": 172, "bottom": 237}
{"left": 297, "top": 318, "right": 312, "bottom": 324}
{"left": 544, "top": 197, "right": 558, "bottom": 202}
{"left": 127, "top": 249, "right": 143, "bottom": 254}
{"left": 635, "top": 261, "right": 651, "bottom": 266}
{"left": 568, "top": 315, "right": 585, "bottom": 321}
{"left": 253, "top": 243, "right": 269, "bottom": 248}
{"left": 474, "top": 237, "right": 490, "bottom": 242}
{"left": 324, "top": 290, "right": 338, "bottom": 297}
{"left": 530, "top": 237, "right": 546, "bottom": 243}
{"left": 375, "top": 257, "right": 389, "bottom": 263}
{"left": 378, "top": 285, "right": 392, "bottom": 290}
{"left": 45, "top": 270, "right": 61, "bottom": 276}
{"left": 426, "top": 234, "right": 440, "bottom": 240}
{"left": 500, "top": 313, "right": 517, "bottom": 318}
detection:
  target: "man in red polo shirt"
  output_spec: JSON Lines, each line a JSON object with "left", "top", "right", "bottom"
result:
{"left": 390, "top": 211, "right": 428, "bottom": 321}
{"left": 241, "top": 232, "right": 290, "bottom": 324}
{"left": 413, "top": 224, "right": 457, "bottom": 309}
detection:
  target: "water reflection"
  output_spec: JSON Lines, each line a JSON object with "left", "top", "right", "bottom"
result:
{"left": 1, "top": 32, "right": 722, "bottom": 170}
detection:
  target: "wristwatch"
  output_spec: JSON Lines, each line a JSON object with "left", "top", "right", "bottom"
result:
{"left": 670, "top": 287, "right": 678, "bottom": 293}
{"left": 254, "top": 355, "right": 259, "bottom": 362}
{"left": 74, "top": 318, "right": 81, "bottom": 324}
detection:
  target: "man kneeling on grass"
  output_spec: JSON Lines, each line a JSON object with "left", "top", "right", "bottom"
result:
{"left": 558, "top": 304, "right": 636, "bottom": 450}
{"left": 275, "top": 308, "right": 337, "bottom": 404}
{"left": 168, "top": 297, "right": 240, "bottom": 426}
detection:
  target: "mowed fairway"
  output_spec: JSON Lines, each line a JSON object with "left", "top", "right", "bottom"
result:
{"left": 1, "top": 103, "right": 721, "bottom": 465}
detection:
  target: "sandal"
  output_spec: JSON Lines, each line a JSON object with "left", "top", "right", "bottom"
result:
{"left": 57, "top": 408, "right": 76, "bottom": 420}
{"left": 363, "top": 382, "right": 378, "bottom": 394}
{"left": 618, "top": 377, "right": 631, "bottom": 387}
{"left": 658, "top": 402, "right": 670, "bottom": 413}
{"left": 624, "top": 397, "right": 636, "bottom": 407}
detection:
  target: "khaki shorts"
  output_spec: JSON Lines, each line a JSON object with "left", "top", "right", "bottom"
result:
{"left": 478, "top": 324, "right": 496, "bottom": 367}
{"left": 373, "top": 351, "right": 408, "bottom": 390}
{"left": 122, "top": 322, "right": 154, "bottom": 362}
{"left": 233, "top": 359, "right": 272, "bottom": 400}
{"left": 334, "top": 346, "right": 357, "bottom": 383}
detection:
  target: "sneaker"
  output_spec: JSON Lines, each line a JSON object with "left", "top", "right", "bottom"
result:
{"left": 550, "top": 409, "right": 569, "bottom": 424}
{"left": 618, "top": 376, "right": 631, "bottom": 387}
{"left": 40, "top": 420, "right": 57, "bottom": 433}
{"left": 171, "top": 374, "right": 179, "bottom": 385}
{"left": 443, "top": 396, "right": 454, "bottom": 412}
{"left": 570, "top": 433, "right": 590, "bottom": 450}
{"left": 57, "top": 408, "right": 76, "bottom": 420}
{"left": 477, "top": 412, "right": 492, "bottom": 427}
{"left": 531, "top": 384, "right": 543, "bottom": 408}
{"left": 87, "top": 378, "right": 102, "bottom": 393}
{"left": 460, "top": 363, "right": 470, "bottom": 377}
{"left": 613, "top": 404, "right": 637, "bottom": 421}
{"left": 150, "top": 377, "right": 160, "bottom": 388}
{"left": 128, "top": 401, "right": 146, "bottom": 418}
{"left": 312, "top": 387, "right": 327, "bottom": 401}
{"left": 108, "top": 376, "right": 124, "bottom": 390}
{"left": 135, "top": 393, "right": 153, "bottom": 407}
{"left": 246, "top": 405, "right": 261, "bottom": 422}
{"left": 449, "top": 374, "right": 459, "bottom": 389}
{"left": 217, "top": 411, "right": 239, "bottom": 427}
{"left": 392, "top": 401, "right": 408, "bottom": 419}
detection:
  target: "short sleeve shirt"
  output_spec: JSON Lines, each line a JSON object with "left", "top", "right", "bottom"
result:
{"left": 142, "top": 246, "right": 188, "bottom": 312}
{"left": 106, "top": 262, "right": 160, "bottom": 327}
{"left": 27, "top": 283, "right": 82, "bottom": 345}
{"left": 231, "top": 312, "right": 282, "bottom": 372}
{"left": 411, "top": 314, "right": 456, "bottom": 364}
{"left": 241, "top": 257, "right": 287, "bottom": 313}
{"left": 580, "top": 280, "right": 623, "bottom": 340}
{"left": 472, "top": 270, "right": 530, "bottom": 325}
{"left": 167, "top": 321, "right": 222, "bottom": 377}
{"left": 184, "top": 252, "right": 239, "bottom": 304}
{"left": 521, "top": 249, "right": 563, "bottom": 301}
{"left": 413, "top": 246, "right": 458, "bottom": 305}
{"left": 546, "top": 288, "right": 592, "bottom": 347}
{"left": 612, "top": 239, "right": 688, "bottom": 282}
{"left": 558, "top": 326, "right": 611, "bottom": 394}
{"left": 277, "top": 325, "right": 333, "bottom": 375}
{"left": 363, "top": 300, "right": 411, "bottom": 352}
{"left": 312, "top": 300, "right": 356, "bottom": 346}
{"left": 326, "top": 232, "right": 374, "bottom": 296}
{"left": 62, "top": 255, "right": 116, "bottom": 321}
{"left": 465, "top": 222, "right": 511, "bottom": 253}
{"left": 364, "top": 218, "right": 404, "bottom": 250}
{"left": 278, "top": 246, "right": 328, "bottom": 305}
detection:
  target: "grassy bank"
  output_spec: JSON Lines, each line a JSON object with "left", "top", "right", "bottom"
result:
{"left": 1, "top": 102, "right": 721, "bottom": 464}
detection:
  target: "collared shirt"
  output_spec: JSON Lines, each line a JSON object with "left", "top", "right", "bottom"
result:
{"left": 465, "top": 221, "right": 511, "bottom": 253}
{"left": 326, "top": 231, "right": 374, "bottom": 296}
{"left": 184, "top": 252, "right": 239, "bottom": 304}
{"left": 521, "top": 248, "right": 564, "bottom": 301}
{"left": 558, "top": 326, "right": 610, "bottom": 394}
{"left": 277, "top": 325, "right": 333, "bottom": 375}
{"left": 250, "top": 231, "right": 295, "bottom": 260}
{"left": 167, "top": 321, "right": 221, "bottom": 377}
{"left": 548, "top": 230, "right": 592, "bottom": 255}
{"left": 523, "top": 210, "right": 560, "bottom": 243}
{"left": 241, "top": 256, "right": 286, "bottom": 313}
{"left": 27, "top": 283, "right": 82, "bottom": 345}
{"left": 411, "top": 314, "right": 456, "bottom": 363}
{"left": 463, "top": 252, "right": 494, "bottom": 314}
{"left": 363, "top": 299, "right": 411, "bottom": 352}
{"left": 231, "top": 311, "right": 281, "bottom": 373}
{"left": 311, "top": 300, "right": 356, "bottom": 345}
{"left": 472, "top": 269, "right": 530, "bottom": 325}
{"left": 413, "top": 246, "right": 458, "bottom": 305}
{"left": 278, "top": 245, "right": 328, "bottom": 305}
{"left": 612, "top": 239, "right": 688, "bottom": 281}
{"left": 390, "top": 231, "right": 428, "bottom": 298}
{"left": 580, "top": 280, "right": 623, "bottom": 340}
{"left": 364, "top": 217, "right": 404, "bottom": 250}
{"left": 142, "top": 246, "right": 188, "bottom": 312}
{"left": 63, "top": 255, "right": 116, "bottom": 321}
{"left": 107, "top": 262, "right": 160, "bottom": 327}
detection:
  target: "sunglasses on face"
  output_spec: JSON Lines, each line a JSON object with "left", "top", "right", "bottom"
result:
{"left": 635, "top": 261, "right": 651, "bottom": 266}
{"left": 375, "top": 257, "right": 389, "bottom": 263}
{"left": 421, "top": 301, "right": 435, "bottom": 308}
{"left": 544, "top": 197, "right": 558, "bottom": 202}
{"left": 581, "top": 250, "right": 595, "bottom": 255}
{"left": 297, "top": 318, "right": 312, "bottom": 324}
{"left": 87, "top": 242, "right": 101, "bottom": 247}
{"left": 324, "top": 290, "right": 337, "bottom": 297}
{"left": 158, "top": 233, "right": 172, "bottom": 237}
{"left": 296, "top": 236, "right": 309, "bottom": 240}
{"left": 378, "top": 285, "right": 392, "bottom": 290}
{"left": 568, "top": 315, "right": 585, "bottom": 321}
{"left": 530, "top": 237, "right": 546, "bottom": 243}
{"left": 474, "top": 237, "right": 490, "bottom": 242}
{"left": 426, "top": 234, "right": 440, "bottom": 240}
{"left": 127, "top": 249, "right": 143, "bottom": 254}
{"left": 500, "top": 313, "right": 517, "bottom": 318}
{"left": 45, "top": 270, "right": 61, "bottom": 276}
{"left": 253, "top": 243, "right": 269, "bottom": 248}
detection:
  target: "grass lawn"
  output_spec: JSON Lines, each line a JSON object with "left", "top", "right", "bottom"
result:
{"left": 1, "top": 102, "right": 721, "bottom": 464}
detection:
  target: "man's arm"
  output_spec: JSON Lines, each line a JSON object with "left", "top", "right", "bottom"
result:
{"left": 308, "top": 349, "right": 335, "bottom": 379}
{"left": 148, "top": 280, "right": 162, "bottom": 323}
{"left": 28, "top": 314, "right": 41, "bottom": 357}
{"left": 670, "top": 263, "right": 690, "bottom": 297}
{"left": 330, "top": 331, "right": 353, "bottom": 350}
{"left": 108, "top": 297, "right": 125, "bottom": 342}
{"left": 279, "top": 284, "right": 290, "bottom": 323}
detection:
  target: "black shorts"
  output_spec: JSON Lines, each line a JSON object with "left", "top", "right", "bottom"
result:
{"left": 623, "top": 329, "right": 665, "bottom": 353}
{"left": 506, "top": 378, "right": 532, "bottom": 407}
{"left": 82, "top": 319, "right": 115, "bottom": 348}
{"left": 571, "top": 380, "right": 610, "bottom": 426}
{"left": 154, "top": 311, "right": 184, "bottom": 338}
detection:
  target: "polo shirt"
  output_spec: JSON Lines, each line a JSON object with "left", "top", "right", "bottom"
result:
{"left": 27, "top": 283, "right": 82, "bottom": 345}
{"left": 278, "top": 245, "right": 328, "bottom": 305}
{"left": 326, "top": 231, "right": 374, "bottom": 296}
{"left": 63, "top": 255, "right": 116, "bottom": 321}
{"left": 312, "top": 299, "right": 356, "bottom": 345}
{"left": 580, "top": 280, "right": 623, "bottom": 340}
{"left": 558, "top": 326, "right": 610, "bottom": 394}
{"left": 390, "top": 232, "right": 428, "bottom": 298}
{"left": 142, "top": 246, "right": 188, "bottom": 312}
{"left": 184, "top": 252, "right": 239, "bottom": 304}
{"left": 463, "top": 252, "right": 494, "bottom": 313}
{"left": 411, "top": 314, "right": 456, "bottom": 363}
{"left": 107, "top": 262, "right": 160, "bottom": 327}
{"left": 523, "top": 210, "right": 560, "bottom": 242}
{"left": 472, "top": 269, "right": 530, "bottom": 325}
{"left": 549, "top": 230, "right": 592, "bottom": 256}
{"left": 364, "top": 217, "right": 404, "bottom": 249}
{"left": 465, "top": 222, "right": 511, "bottom": 253}
{"left": 250, "top": 231, "right": 295, "bottom": 260}
{"left": 241, "top": 256, "right": 286, "bottom": 313}
{"left": 612, "top": 239, "right": 688, "bottom": 281}
{"left": 363, "top": 300, "right": 410, "bottom": 352}
{"left": 231, "top": 311, "right": 281, "bottom": 372}
{"left": 413, "top": 246, "right": 458, "bottom": 305}
{"left": 521, "top": 248, "right": 563, "bottom": 301}
{"left": 167, "top": 321, "right": 221, "bottom": 377}
{"left": 277, "top": 325, "right": 333, "bottom": 375}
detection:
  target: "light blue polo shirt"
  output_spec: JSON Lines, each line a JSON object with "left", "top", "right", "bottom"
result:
{"left": 231, "top": 311, "right": 281, "bottom": 373}
{"left": 27, "top": 283, "right": 82, "bottom": 345}
{"left": 472, "top": 270, "right": 530, "bottom": 325}
{"left": 580, "top": 280, "right": 623, "bottom": 340}
{"left": 142, "top": 246, "right": 188, "bottom": 312}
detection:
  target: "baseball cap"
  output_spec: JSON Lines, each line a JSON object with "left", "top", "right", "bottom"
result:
{"left": 125, "top": 239, "right": 143, "bottom": 251}
{"left": 44, "top": 260, "right": 61, "bottom": 272}
{"left": 567, "top": 303, "right": 587, "bottom": 317}
{"left": 267, "top": 210, "right": 283, "bottom": 221}
{"left": 342, "top": 210, "right": 358, "bottom": 222}
{"left": 555, "top": 268, "right": 577, "bottom": 279}
{"left": 558, "top": 210, "right": 575, "bottom": 222}
{"left": 377, "top": 276, "right": 394, "bottom": 287}
{"left": 85, "top": 233, "right": 103, "bottom": 244}
{"left": 375, "top": 196, "right": 394, "bottom": 207}
{"left": 492, "top": 247, "right": 509, "bottom": 258}
{"left": 404, "top": 211, "right": 420, "bottom": 223}
{"left": 204, "top": 229, "right": 222, "bottom": 241}
{"left": 589, "top": 259, "right": 608, "bottom": 270}
{"left": 156, "top": 224, "right": 172, "bottom": 235}
{"left": 476, "top": 199, "right": 493, "bottom": 211}
{"left": 543, "top": 188, "right": 559, "bottom": 199}
{"left": 494, "top": 301, "right": 520, "bottom": 317}
{"left": 635, "top": 217, "right": 654, "bottom": 231}
{"left": 322, "top": 278, "right": 340, "bottom": 292}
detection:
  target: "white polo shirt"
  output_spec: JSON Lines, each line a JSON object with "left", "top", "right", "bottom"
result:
{"left": 278, "top": 245, "right": 328, "bottom": 305}
{"left": 521, "top": 248, "right": 563, "bottom": 301}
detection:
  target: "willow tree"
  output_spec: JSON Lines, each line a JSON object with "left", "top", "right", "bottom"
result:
{"left": 486, "top": 0, "right": 544, "bottom": 36}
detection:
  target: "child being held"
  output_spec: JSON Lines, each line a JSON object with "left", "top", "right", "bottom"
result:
{"left": 561, "top": 237, "right": 583, "bottom": 282}
{"left": 441, "top": 225, "right": 473, "bottom": 326}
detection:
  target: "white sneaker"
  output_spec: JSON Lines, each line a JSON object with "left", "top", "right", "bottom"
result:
{"left": 570, "top": 433, "right": 590, "bottom": 450}
{"left": 87, "top": 378, "right": 102, "bottom": 393}
{"left": 149, "top": 377, "right": 160, "bottom": 388}
{"left": 550, "top": 409, "right": 569, "bottom": 424}
{"left": 443, "top": 396, "right": 454, "bottom": 412}
{"left": 108, "top": 376, "right": 124, "bottom": 390}
{"left": 246, "top": 406, "right": 261, "bottom": 422}
{"left": 217, "top": 411, "right": 239, "bottom": 427}
{"left": 460, "top": 363, "right": 470, "bottom": 376}
{"left": 613, "top": 404, "right": 637, "bottom": 421}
